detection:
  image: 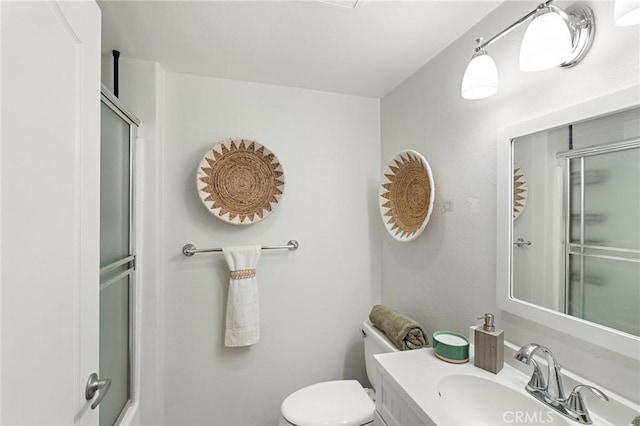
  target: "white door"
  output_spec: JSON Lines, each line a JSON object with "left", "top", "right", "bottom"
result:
{"left": 1, "top": 1, "right": 101, "bottom": 424}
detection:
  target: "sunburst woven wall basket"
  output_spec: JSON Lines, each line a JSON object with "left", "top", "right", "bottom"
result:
{"left": 197, "top": 138, "right": 285, "bottom": 225}
{"left": 379, "top": 150, "right": 435, "bottom": 242}
{"left": 513, "top": 166, "right": 528, "bottom": 220}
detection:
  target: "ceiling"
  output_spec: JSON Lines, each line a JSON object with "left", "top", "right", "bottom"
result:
{"left": 99, "top": 0, "right": 504, "bottom": 98}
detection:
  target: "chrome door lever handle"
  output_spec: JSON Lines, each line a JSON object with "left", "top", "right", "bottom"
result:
{"left": 513, "top": 237, "right": 532, "bottom": 247}
{"left": 85, "top": 372, "right": 112, "bottom": 409}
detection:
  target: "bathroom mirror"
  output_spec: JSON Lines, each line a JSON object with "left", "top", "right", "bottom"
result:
{"left": 497, "top": 86, "right": 640, "bottom": 355}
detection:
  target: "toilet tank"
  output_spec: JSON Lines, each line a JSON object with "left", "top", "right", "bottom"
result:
{"left": 362, "top": 319, "right": 399, "bottom": 390}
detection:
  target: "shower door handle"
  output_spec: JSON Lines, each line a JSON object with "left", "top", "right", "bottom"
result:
{"left": 85, "top": 372, "right": 111, "bottom": 409}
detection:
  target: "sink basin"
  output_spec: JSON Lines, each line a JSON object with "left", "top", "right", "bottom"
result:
{"left": 437, "top": 374, "right": 572, "bottom": 426}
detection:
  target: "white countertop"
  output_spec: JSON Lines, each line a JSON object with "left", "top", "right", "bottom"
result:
{"left": 373, "top": 347, "right": 631, "bottom": 425}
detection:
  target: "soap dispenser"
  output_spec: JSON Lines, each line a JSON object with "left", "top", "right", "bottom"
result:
{"left": 474, "top": 313, "right": 504, "bottom": 374}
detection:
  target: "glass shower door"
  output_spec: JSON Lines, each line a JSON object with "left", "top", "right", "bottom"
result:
{"left": 99, "top": 95, "right": 137, "bottom": 425}
{"left": 567, "top": 145, "right": 640, "bottom": 336}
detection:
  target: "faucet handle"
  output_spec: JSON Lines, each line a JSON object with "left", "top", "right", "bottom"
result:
{"left": 566, "top": 385, "right": 609, "bottom": 415}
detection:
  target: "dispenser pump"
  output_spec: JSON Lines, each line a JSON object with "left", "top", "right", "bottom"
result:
{"left": 478, "top": 313, "right": 495, "bottom": 332}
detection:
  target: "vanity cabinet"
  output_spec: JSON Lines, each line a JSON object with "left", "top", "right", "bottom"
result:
{"left": 372, "top": 411, "right": 386, "bottom": 426}
{"left": 373, "top": 352, "right": 435, "bottom": 426}
{"left": 374, "top": 374, "right": 434, "bottom": 426}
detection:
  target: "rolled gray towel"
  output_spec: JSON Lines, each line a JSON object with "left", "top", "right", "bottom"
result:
{"left": 369, "top": 304, "right": 428, "bottom": 350}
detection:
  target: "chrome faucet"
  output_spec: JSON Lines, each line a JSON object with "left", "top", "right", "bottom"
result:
{"left": 515, "top": 343, "right": 609, "bottom": 424}
{"left": 515, "top": 343, "right": 565, "bottom": 401}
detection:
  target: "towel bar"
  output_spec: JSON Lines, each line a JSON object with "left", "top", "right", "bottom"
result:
{"left": 182, "top": 240, "right": 299, "bottom": 257}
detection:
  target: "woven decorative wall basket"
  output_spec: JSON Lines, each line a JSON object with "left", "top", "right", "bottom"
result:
{"left": 379, "top": 150, "right": 435, "bottom": 242}
{"left": 197, "top": 138, "right": 285, "bottom": 225}
{"left": 513, "top": 166, "right": 528, "bottom": 220}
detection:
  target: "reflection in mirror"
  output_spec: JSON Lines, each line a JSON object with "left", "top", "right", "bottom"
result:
{"left": 511, "top": 106, "right": 640, "bottom": 337}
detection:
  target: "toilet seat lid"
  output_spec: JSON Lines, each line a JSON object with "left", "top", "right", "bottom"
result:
{"left": 281, "top": 380, "right": 374, "bottom": 426}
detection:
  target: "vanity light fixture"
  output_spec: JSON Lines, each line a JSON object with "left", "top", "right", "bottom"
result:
{"left": 614, "top": 0, "right": 640, "bottom": 25}
{"left": 520, "top": 5, "right": 573, "bottom": 72}
{"left": 461, "top": 0, "right": 595, "bottom": 100}
{"left": 461, "top": 39, "right": 499, "bottom": 99}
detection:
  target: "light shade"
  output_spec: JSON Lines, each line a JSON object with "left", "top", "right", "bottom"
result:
{"left": 461, "top": 51, "right": 498, "bottom": 100}
{"left": 520, "top": 7, "right": 572, "bottom": 72}
{"left": 615, "top": 0, "right": 640, "bottom": 25}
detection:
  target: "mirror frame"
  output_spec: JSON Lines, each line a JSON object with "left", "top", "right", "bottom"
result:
{"left": 497, "top": 85, "right": 640, "bottom": 357}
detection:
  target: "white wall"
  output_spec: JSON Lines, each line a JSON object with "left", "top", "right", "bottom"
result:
{"left": 112, "top": 62, "right": 381, "bottom": 425}
{"left": 512, "top": 128, "right": 566, "bottom": 311}
{"left": 160, "top": 73, "right": 380, "bottom": 425}
{"left": 380, "top": 0, "right": 640, "bottom": 402}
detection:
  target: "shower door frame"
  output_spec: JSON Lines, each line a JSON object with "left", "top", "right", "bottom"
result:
{"left": 100, "top": 85, "right": 140, "bottom": 426}
{"left": 559, "top": 138, "right": 640, "bottom": 321}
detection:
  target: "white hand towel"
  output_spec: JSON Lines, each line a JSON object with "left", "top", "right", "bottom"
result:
{"left": 222, "top": 246, "right": 261, "bottom": 347}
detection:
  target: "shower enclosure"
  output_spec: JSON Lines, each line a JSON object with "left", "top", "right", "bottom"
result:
{"left": 99, "top": 87, "right": 140, "bottom": 425}
{"left": 564, "top": 139, "right": 639, "bottom": 335}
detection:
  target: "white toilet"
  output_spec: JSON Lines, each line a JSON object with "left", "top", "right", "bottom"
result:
{"left": 279, "top": 319, "right": 399, "bottom": 426}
